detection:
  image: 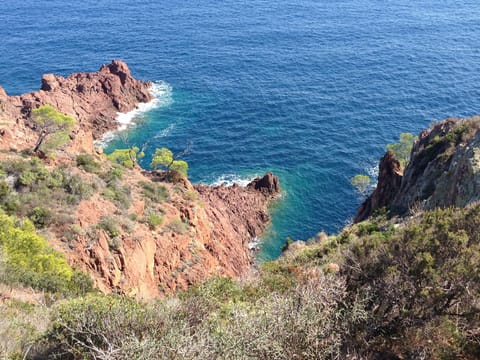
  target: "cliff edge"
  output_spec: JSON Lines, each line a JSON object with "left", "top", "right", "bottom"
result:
{"left": 355, "top": 117, "right": 480, "bottom": 221}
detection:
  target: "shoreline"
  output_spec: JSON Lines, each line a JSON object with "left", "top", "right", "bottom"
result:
{"left": 95, "top": 81, "right": 173, "bottom": 149}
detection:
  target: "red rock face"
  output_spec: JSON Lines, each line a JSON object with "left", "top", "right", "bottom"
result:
{"left": 0, "top": 60, "right": 153, "bottom": 151}
{"left": 355, "top": 152, "right": 403, "bottom": 222}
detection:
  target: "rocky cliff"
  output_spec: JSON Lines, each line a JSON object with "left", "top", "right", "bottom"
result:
{"left": 0, "top": 60, "right": 152, "bottom": 152}
{"left": 0, "top": 61, "right": 280, "bottom": 298}
{"left": 67, "top": 169, "right": 279, "bottom": 298}
{"left": 355, "top": 117, "right": 480, "bottom": 221}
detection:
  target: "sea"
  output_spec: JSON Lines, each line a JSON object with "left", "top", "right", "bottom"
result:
{"left": 1, "top": 0, "right": 480, "bottom": 259}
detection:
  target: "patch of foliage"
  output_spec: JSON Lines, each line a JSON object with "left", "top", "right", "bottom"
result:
{"left": 146, "top": 212, "right": 163, "bottom": 229}
{"left": 0, "top": 158, "right": 95, "bottom": 225}
{"left": 101, "top": 182, "right": 131, "bottom": 208}
{"left": 76, "top": 154, "right": 101, "bottom": 173}
{"left": 31, "top": 104, "right": 76, "bottom": 154}
{"left": 150, "top": 147, "right": 188, "bottom": 178}
{"left": 386, "top": 132, "right": 417, "bottom": 168}
{"left": 350, "top": 174, "right": 371, "bottom": 195}
{"left": 0, "top": 213, "right": 92, "bottom": 295}
{"left": 34, "top": 270, "right": 365, "bottom": 360}
{"left": 97, "top": 216, "right": 121, "bottom": 238}
{"left": 164, "top": 218, "right": 189, "bottom": 235}
{"left": 107, "top": 147, "right": 144, "bottom": 168}
{"left": 138, "top": 180, "right": 169, "bottom": 203}
{"left": 337, "top": 206, "right": 480, "bottom": 357}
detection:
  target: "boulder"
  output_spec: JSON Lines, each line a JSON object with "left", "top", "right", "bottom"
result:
{"left": 248, "top": 172, "right": 280, "bottom": 194}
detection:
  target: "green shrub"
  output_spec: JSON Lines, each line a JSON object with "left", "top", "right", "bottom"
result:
{"left": 100, "top": 165, "right": 124, "bottom": 184}
{"left": 38, "top": 295, "right": 159, "bottom": 359}
{"left": 107, "top": 147, "right": 144, "bottom": 168}
{"left": 164, "top": 218, "right": 189, "bottom": 235}
{"left": 76, "top": 154, "right": 100, "bottom": 173}
{"left": 19, "top": 170, "right": 37, "bottom": 186}
{"left": 28, "top": 206, "right": 53, "bottom": 229}
{"left": 102, "top": 183, "right": 131, "bottom": 208}
{"left": 63, "top": 173, "right": 95, "bottom": 203}
{"left": 97, "top": 216, "right": 121, "bottom": 238}
{"left": 386, "top": 132, "right": 417, "bottom": 168}
{"left": 0, "top": 214, "right": 91, "bottom": 294}
{"left": 146, "top": 212, "right": 163, "bottom": 229}
{"left": 138, "top": 180, "right": 169, "bottom": 203}
{"left": 350, "top": 174, "right": 371, "bottom": 194}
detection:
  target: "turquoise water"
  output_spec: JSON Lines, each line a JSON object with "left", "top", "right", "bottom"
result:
{"left": 2, "top": 1, "right": 480, "bottom": 259}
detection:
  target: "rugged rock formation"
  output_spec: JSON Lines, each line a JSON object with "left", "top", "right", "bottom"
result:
{"left": 248, "top": 172, "right": 281, "bottom": 194}
{"left": 355, "top": 117, "right": 480, "bottom": 221}
{"left": 0, "top": 62, "right": 281, "bottom": 298}
{"left": 63, "top": 170, "right": 279, "bottom": 298}
{"left": 355, "top": 152, "right": 402, "bottom": 222}
{"left": 0, "top": 60, "right": 153, "bottom": 151}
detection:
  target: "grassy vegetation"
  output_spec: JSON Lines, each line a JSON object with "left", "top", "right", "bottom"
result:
{"left": 138, "top": 180, "right": 169, "bottom": 203}
{"left": 0, "top": 202, "right": 475, "bottom": 359}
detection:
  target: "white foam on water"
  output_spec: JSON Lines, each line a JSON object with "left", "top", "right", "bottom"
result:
{"left": 248, "top": 237, "right": 262, "bottom": 251}
{"left": 211, "top": 173, "right": 258, "bottom": 187}
{"left": 153, "top": 123, "right": 175, "bottom": 139}
{"left": 95, "top": 81, "right": 173, "bottom": 148}
{"left": 366, "top": 162, "right": 379, "bottom": 180}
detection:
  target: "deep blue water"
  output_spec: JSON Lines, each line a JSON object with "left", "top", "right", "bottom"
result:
{"left": 2, "top": 1, "right": 480, "bottom": 259}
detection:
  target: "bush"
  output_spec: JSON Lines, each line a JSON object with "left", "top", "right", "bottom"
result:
{"left": 164, "top": 218, "right": 189, "bottom": 235}
{"left": 0, "top": 214, "right": 91, "bottom": 294}
{"left": 386, "top": 132, "right": 417, "bottom": 168}
{"left": 100, "top": 165, "right": 124, "bottom": 184}
{"left": 63, "top": 173, "right": 95, "bottom": 203}
{"left": 107, "top": 147, "right": 144, "bottom": 168}
{"left": 97, "top": 216, "right": 121, "bottom": 238}
{"left": 350, "top": 174, "right": 371, "bottom": 195}
{"left": 339, "top": 205, "right": 480, "bottom": 357}
{"left": 138, "top": 181, "right": 169, "bottom": 203}
{"left": 28, "top": 206, "right": 53, "bottom": 229}
{"left": 102, "top": 183, "right": 131, "bottom": 208}
{"left": 146, "top": 212, "right": 163, "bottom": 229}
{"left": 76, "top": 154, "right": 100, "bottom": 173}
{"left": 38, "top": 295, "right": 146, "bottom": 358}
{"left": 36, "top": 272, "right": 366, "bottom": 360}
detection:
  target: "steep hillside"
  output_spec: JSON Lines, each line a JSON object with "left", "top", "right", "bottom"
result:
{"left": 6, "top": 191, "right": 477, "bottom": 359}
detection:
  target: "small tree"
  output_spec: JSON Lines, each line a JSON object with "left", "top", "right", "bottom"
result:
{"left": 107, "top": 147, "right": 144, "bottom": 168}
{"left": 386, "top": 132, "right": 417, "bottom": 168}
{"left": 31, "top": 104, "right": 76, "bottom": 153}
{"left": 350, "top": 174, "right": 371, "bottom": 195}
{"left": 150, "top": 147, "right": 188, "bottom": 178}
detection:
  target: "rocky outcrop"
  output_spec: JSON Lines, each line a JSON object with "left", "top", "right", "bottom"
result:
{"left": 248, "top": 172, "right": 281, "bottom": 194}
{"left": 355, "top": 117, "right": 480, "bottom": 221}
{"left": 0, "top": 60, "right": 153, "bottom": 151}
{"left": 355, "top": 152, "right": 402, "bottom": 222}
{"left": 0, "top": 62, "right": 282, "bottom": 298}
{"left": 64, "top": 170, "right": 280, "bottom": 298}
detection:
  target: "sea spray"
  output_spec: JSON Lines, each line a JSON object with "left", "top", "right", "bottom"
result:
{"left": 95, "top": 81, "right": 173, "bottom": 148}
{"left": 210, "top": 173, "right": 259, "bottom": 187}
